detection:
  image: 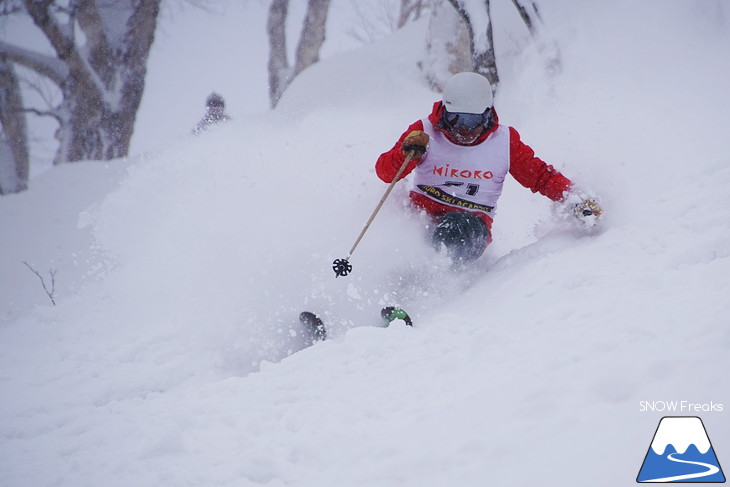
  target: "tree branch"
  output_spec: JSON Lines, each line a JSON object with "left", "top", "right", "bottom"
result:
{"left": 0, "top": 41, "right": 68, "bottom": 86}
{"left": 21, "top": 105, "right": 60, "bottom": 121}
{"left": 22, "top": 261, "right": 57, "bottom": 306}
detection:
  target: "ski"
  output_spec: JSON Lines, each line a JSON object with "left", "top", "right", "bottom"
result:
{"left": 380, "top": 306, "right": 414, "bottom": 327}
{"left": 299, "top": 306, "right": 413, "bottom": 342}
{"left": 299, "top": 311, "right": 327, "bottom": 342}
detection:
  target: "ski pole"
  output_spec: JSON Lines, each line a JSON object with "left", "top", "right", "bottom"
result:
{"left": 332, "top": 150, "right": 417, "bottom": 277}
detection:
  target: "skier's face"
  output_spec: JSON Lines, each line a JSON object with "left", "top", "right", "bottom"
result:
{"left": 449, "top": 125, "right": 484, "bottom": 144}
{"left": 442, "top": 109, "right": 490, "bottom": 144}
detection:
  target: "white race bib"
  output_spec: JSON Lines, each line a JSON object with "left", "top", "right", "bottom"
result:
{"left": 412, "top": 120, "right": 510, "bottom": 215}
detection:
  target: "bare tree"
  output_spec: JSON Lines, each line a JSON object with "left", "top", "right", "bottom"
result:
{"left": 0, "top": 55, "right": 29, "bottom": 194}
{"left": 267, "top": 0, "right": 332, "bottom": 108}
{"left": 0, "top": 0, "right": 162, "bottom": 166}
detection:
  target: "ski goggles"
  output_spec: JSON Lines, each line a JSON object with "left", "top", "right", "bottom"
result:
{"left": 442, "top": 109, "right": 491, "bottom": 130}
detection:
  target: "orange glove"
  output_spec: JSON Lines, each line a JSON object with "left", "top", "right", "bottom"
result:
{"left": 401, "top": 130, "right": 429, "bottom": 157}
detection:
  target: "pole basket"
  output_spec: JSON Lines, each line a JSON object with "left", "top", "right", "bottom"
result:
{"left": 332, "top": 258, "right": 353, "bottom": 278}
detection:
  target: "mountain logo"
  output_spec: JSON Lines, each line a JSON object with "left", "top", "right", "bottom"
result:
{"left": 637, "top": 416, "right": 726, "bottom": 483}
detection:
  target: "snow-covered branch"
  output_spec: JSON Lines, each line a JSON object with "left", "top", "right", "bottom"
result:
{"left": 0, "top": 41, "right": 68, "bottom": 86}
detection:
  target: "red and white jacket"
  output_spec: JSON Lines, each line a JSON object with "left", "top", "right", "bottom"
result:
{"left": 375, "top": 101, "right": 572, "bottom": 232}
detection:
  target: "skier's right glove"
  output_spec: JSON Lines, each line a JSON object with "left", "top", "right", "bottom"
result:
{"left": 573, "top": 198, "right": 603, "bottom": 231}
{"left": 574, "top": 198, "right": 602, "bottom": 219}
{"left": 401, "top": 130, "right": 429, "bottom": 157}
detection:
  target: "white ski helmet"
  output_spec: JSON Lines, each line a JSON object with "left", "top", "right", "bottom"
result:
{"left": 442, "top": 72, "right": 493, "bottom": 114}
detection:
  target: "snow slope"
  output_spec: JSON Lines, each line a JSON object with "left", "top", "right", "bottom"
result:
{"left": 1, "top": 2, "right": 729, "bottom": 486}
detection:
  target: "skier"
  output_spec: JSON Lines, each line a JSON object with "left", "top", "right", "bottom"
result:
{"left": 192, "top": 92, "right": 231, "bottom": 134}
{"left": 375, "top": 71, "right": 601, "bottom": 262}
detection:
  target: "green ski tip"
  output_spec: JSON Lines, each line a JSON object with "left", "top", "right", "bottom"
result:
{"left": 381, "top": 306, "right": 413, "bottom": 327}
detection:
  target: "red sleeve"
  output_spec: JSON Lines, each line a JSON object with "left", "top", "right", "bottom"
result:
{"left": 375, "top": 120, "right": 425, "bottom": 183}
{"left": 508, "top": 127, "right": 572, "bottom": 201}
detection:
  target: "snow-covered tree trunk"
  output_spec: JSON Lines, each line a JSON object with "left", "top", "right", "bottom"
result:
{"left": 0, "top": 56, "right": 29, "bottom": 194}
{"left": 267, "top": 0, "right": 332, "bottom": 108}
{"left": 420, "top": 0, "right": 472, "bottom": 91}
{"left": 446, "top": 0, "right": 498, "bottom": 88}
{"left": 0, "top": 0, "right": 161, "bottom": 165}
